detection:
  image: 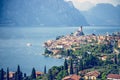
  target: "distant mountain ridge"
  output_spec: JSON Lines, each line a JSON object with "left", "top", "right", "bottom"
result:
{"left": 0, "top": 0, "right": 88, "bottom": 26}
{"left": 82, "top": 3, "right": 120, "bottom": 26}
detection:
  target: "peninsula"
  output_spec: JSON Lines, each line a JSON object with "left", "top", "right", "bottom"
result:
{"left": 44, "top": 26, "right": 120, "bottom": 59}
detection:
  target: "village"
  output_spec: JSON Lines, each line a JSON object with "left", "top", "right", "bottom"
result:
{"left": 44, "top": 26, "right": 120, "bottom": 56}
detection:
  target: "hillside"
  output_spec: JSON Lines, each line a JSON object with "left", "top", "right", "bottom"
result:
{"left": 0, "top": 0, "right": 88, "bottom": 26}
{"left": 82, "top": 3, "right": 120, "bottom": 26}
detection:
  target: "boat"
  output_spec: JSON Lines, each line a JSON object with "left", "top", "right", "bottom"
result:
{"left": 26, "top": 43, "right": 32, "bottom": 46}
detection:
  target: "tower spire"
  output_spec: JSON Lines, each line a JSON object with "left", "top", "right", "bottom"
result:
{"left": 80, "top": 26, "right": 82, "bottom": 32}
{"left": 79, "top": 26, "right": 82, "bottom": 32}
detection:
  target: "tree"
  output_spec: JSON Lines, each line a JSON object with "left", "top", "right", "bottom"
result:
{"left": 0, "top": 68, "right": 4, "bottom": 80}
{"left": 114, "top": 54, "right": 118, "bottom": 64}
{"left": 76, "top": 67, "right": 79, "bottom": 75}
{"left": 24, "top": 73, "right": 26, "bottom": 78}
{"left": 118, "top": 54, "right": 120, "bottom": 66}
{"left": 31, "top": 67, "right": 36, "bottom": 79}
{"left": 60, "top": 66, "right": 64, "bottom": 71}
{"left": 7, "top": 67, "right": 9, "bottom": 80}
{"left": 101, "top": 72, "right": 106, "bottom": 80}
{"left": 70, "top": 59, "right": 73, "bottom": 74}
{"left": 79, "top": 60, "right": 84, "bottom": 70}
{"left": 82, "top": 52, "right": 88, "bottom": 58}
{"left": 49, "top": 66, "right": 62, "bottom": 79}
{"left": 56, "top": 70, "right": 67, "bottom": 80}
{"left": 45, "top": 48, "right": 53, "bottom": 54}
{"left": 23, "top": 73, "right": 27, "bottom": 80}
{"left": 48, "top": 69, "right": 53, "bottom": 80}
{"left": 15, "top": 65, "right": 23, "bottom": 80}
{"left": 110, "top": 65, "right": 119, "bottom": 74}
{"left": 64, "top": 59, "right": 68, "bottom": 70}
{"left": 44, "top": 65, "right": 46, "bottom": 74}
{"left": 66, "top": 49, "right": 73, "bottom": 56}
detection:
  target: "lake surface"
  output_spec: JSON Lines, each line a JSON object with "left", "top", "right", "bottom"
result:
{"left": 0, "top": 26, "right": 120, "bottom": 74}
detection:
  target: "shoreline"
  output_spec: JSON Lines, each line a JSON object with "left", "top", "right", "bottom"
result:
{"left": 43, "top": 27, "right": 120, "bottom": 59}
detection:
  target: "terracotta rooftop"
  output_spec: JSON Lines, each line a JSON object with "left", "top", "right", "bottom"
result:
{"left": 107, "top": 74, "right": 120, "bottom": 79}
{"left": 62, "top": 74, "right": 81, "bottom": 80}
{"left": 85, "top": 71, "right": 100, "bottom": 77}
{"left": 36, "top": 71, "right": 43, "bottom": 74}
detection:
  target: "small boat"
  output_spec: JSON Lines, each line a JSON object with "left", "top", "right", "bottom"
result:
{"left": 26, "top": 43, "right": 32, "bottom": 46}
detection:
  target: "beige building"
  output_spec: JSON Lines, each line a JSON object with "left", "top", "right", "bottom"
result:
{"left": 84, "top": 71, "right": 100, "bottom": 80}
{"left": 118, "top": 39, "right": 120, "bottom": 48}
{"left": 98, "top": 55, "right": 108, "bottom": 61}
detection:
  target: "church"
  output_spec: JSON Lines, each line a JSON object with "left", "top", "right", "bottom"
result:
{"left": 74, "top": 26, "right": 84, "bottom": 36}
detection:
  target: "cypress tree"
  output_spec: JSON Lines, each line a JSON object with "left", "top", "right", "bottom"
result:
{"left": 70, "top": 59, "right": 73, "bottom": 74}
{"left": 118, "top": 54, "right": 120, "bottom": 66}
{"left": 44, "top": 65, "right": 46, "bottom": 74}
{"left": 31, "top": 67, "right": 36, "bottom": 79}
{"left": 24, "top": 73, "right": 26, "bottom": 78}
{"left": 7, "top": 67, "right": 9, "bottom": 80}
{"left": 75, "top": 67, "right": 79, "bottom": 75}
{"left": 0, "top": 68, "right": 4, "bottom": 80}
{"left": 114, "top": 54, "right": 118, "bottom": 64}
{"left": 64, "top": 59, "right": 68, "bottom": 70}
{"left": 61, "top": 66, "right": 64, "bottom": 70}
{"left": 15, "top": 65, "right": 22, "bottom": 80}
{"left": 48, "top": 69, "right": 53, "bottom": 80}
{"left": 79, "top": 60, "right": 84, "bottom": 70}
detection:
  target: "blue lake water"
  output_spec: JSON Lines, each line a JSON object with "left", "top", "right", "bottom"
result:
{"left": 0, "top": 26, "right": 120, "bottom": 74}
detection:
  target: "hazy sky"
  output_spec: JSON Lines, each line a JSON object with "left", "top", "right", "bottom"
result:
{"left": 65, "top": 0, "right": 120, "bottom": 11}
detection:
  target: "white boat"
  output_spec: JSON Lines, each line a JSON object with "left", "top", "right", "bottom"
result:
{"left": 26, "top": 43, "right": 32, "bottom": 46}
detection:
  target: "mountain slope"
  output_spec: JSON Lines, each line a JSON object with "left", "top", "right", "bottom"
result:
{"left": 0, "top": 0, "right": 88, "bottom": 26}
{"left": 82, "top": 3, "right": 120, "bottom": 25}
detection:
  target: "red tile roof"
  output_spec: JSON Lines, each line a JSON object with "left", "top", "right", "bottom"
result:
{"left": 107, "top": 74, "right": 120, "bottom": 79}
{"left": 85, "top": 71, "right": 100, "bottom": 77}
{"left": 62, "top": 74, "right": 81, "bottom": 80}
{"left": 36, "top": 71, "right": 43, "bottom": 77}
{"left": 36, "top": 71, "right": 43, "bottom": 75}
